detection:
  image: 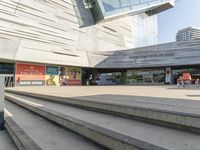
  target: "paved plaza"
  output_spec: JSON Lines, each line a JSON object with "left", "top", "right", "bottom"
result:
{"left": 6, "top": 85, "right": 200, "bottom": 114}
{"left": 7, "top": 85, "right": 200, "bottom": 101}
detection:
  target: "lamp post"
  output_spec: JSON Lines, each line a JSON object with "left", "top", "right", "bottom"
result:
{"left": 0, "top": 76, "right": 4, "bottom": 130}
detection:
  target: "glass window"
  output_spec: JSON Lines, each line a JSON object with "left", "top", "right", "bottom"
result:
{"left": 90, "top": 1, "right": 104, "bottom": 22}
{"left": 102, "top": 0, "right": 118, "bottom": 12}
{"left": 126, "top": 69, "right": 165, "bottom": 84}
{"left": 0, "top": 63, "right": 14, "bottom": 74}
{"left": 101, "top": 0, "right": 131, "bottom": 12}
{"left": 91, "top": 0, "right": 173, "bottom": 22}
{"left": 130, "top": 0, "right": 140, "bottom": 6}
{"left": 172, "top": 67, "right": 200, "bottom": 84}
{"left": 95, "top": 72, "right": 123, "bottom": 85}
{"left": 99, "top": 0, "right": 170, "bottom": 14}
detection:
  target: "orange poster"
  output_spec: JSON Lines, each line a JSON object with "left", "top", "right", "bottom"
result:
{"left": 15, "top": 63, "right": 46, "bottom": 86}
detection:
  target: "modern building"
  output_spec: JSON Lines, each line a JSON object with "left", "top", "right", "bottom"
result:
{"left": 87, "top": 39, "right": 200, "bottom": 85}
{"left": 176, "top": 27, "right": 200, "bottom": 42}
{"left": 0, "top": 0, "right": 179, "bottom": 86}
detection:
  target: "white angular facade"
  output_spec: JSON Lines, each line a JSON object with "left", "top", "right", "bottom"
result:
{"left": 0, "top": 0, "right": 169, "bottom": 66}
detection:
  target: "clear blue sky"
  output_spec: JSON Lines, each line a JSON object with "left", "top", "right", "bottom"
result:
{"left": 158, "top": 0, "right": 200, "bottom": 44}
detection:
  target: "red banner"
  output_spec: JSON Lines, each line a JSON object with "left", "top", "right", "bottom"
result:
{"left": 16, "top": 63, "right": 46, "bottom": 86}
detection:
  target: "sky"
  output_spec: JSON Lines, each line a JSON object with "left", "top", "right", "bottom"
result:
{"left": 158, "top": 0, "right": 200, "bottom": 44}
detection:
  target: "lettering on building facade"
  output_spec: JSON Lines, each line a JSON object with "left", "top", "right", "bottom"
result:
{"left": 129, "top": 52, "right": 175, "bottom": 59}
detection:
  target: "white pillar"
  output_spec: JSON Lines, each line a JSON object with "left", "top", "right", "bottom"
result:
{"left": 0, "top": 76, "right": 4, "bottom": 130}
{"left": 165, "top": 67, "right": 172, "bottom": 84}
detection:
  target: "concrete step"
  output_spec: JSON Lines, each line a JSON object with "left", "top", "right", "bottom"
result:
{"left": 5, "top": 101, "right": 107, "bottom": 150}
{"left": 5, "top": 92, "right": 200, "bottom": 150}
{"left": 0, "top": 129, "right": 17, "bottom": 150}
{"left": 5, "top": 89, "right": 200, "bottom": 133}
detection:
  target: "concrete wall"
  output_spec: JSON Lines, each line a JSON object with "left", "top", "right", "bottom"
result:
{"left": 0, "top": 0, "right": 133, "bottom": 65}
{"left": 0, "top": 0, "right": 159, "bottom": 67}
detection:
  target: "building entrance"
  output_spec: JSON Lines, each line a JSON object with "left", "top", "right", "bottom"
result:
{"left": 82, "top": 69, "right": 126, "bottom": 85}
{"left": 126, "top": 69, "right": 165, "bottom": 84}
{"left": 172, "top": 66, "right": 200, "bottom": 84}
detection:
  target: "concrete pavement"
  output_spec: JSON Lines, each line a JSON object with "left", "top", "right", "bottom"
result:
{"left": 0, "top": 130, "right": 17, "bottom": 150}
{"left": 7, "top": 86, "right": 200, "bottom": 101}
{"left": 6, "top": 86, "right": 200, "bottom": 115}
{"left": 5, "top": 92, "right": 200, "bottom": 150}
{"left": 5, "top": 100, "right": 106, "bottom": 150}
{"left": 4, "top": 86, "right": 200, "bottom": 150}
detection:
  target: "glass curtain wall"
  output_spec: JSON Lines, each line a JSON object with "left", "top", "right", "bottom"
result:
{"left": 126, "top": 69, "right": 165, "bottom": 84}
{"left": 97, "top": 0, "right": 167, "bottom": 16}
{"left": 96, "top": 72, "right": 123, "bottom": 85}
{"left": 89, "top": 0, "right": 174, "bottom": 23}
{"left": 172, "top": 67, "right": 200, "bottom": 84}
{"left": 90, "top": 0, "right": 104, "bottom": 22}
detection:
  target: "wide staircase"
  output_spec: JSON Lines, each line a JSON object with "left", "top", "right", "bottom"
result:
{"left": 3, "top": 89, "right": 200, "bottom": 150}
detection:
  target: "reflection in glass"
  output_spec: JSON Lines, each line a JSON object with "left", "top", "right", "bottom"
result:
{"left": 126, "top": 69, "right": 165, "bottom": 84}
{"left": 172, "top": 67, "right": 200, "bottom": 84}
{"left": 100, "top": 0, "right": 164, "bottom": 14}
{"left": 89, "top": 0, "right": 174, "bottom": 23}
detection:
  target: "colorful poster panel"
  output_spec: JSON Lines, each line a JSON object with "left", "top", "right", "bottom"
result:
{"left": 16, "top": 63, "right": 45, "bottom": 86}
{"left": 67, "top": 67, "right": 82, "bottom": 85}
{"left": 59, "top": 66, "right": 69, "bottom": 86}
{"left": 59, "top": 67, "right": 82, "bottom": 85}
{"left": 46, "top": 66, "right": 59, "bottom": 86}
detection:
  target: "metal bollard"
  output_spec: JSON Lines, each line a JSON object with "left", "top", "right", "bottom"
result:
{"left": 0, "top": 76, "right": 4, "bottom": 130}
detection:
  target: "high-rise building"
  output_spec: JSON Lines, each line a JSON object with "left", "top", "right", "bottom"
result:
{"left": 0, "top": 0, "right": 176, "bottom": 86}
{"left": 176, "top": 27, "right": 200, "bottom": 42}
